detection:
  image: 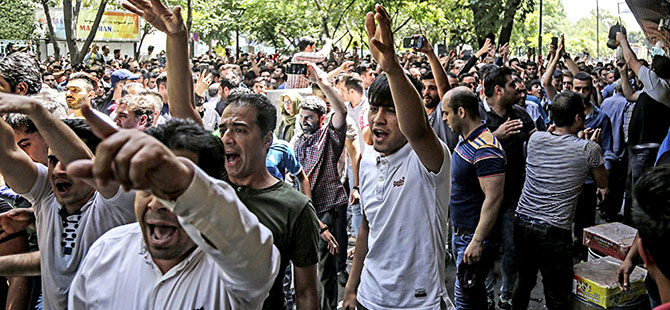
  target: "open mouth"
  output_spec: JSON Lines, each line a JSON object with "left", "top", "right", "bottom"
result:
{"left": 372, "top": 129, "right": 388, "bottom": 142}
{"left": 147, "top": 222, "right": 178, "bottom": 246}
{"left": 55, "top": 181, "right": 72, "bottom": 194}
{"left": 225, "top": 153, "right": 241, "bottom": 166}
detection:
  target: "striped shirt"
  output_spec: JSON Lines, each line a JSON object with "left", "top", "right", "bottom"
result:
{"left": 450, "top": 123, "right": 506, "bottom": 231}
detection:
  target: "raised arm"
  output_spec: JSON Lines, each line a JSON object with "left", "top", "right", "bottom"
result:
{"left": 543, "top": 36, "right": 564, "bottom": 101}
{"left": 365, "top": 4, "right": 444, "bottom": 173}
{"left": 307, "top": 64, "right": 347, "bottom": 130}
{"left": 0, "top": 117, "right": 37, "bottom": 195}
{"left": 123, "top": 0, "right": 202, "bottom": 125}
{"left": 616, "top": 32, "right": 642, "bottom": 76}
{"left": 415, "top": 35, "right": 451, "bottom": 98}
{"left": 0, "top": 93, "right": 118, "bottom": 197}
{"left": 617, "top": 63, "right": 639, "bottom": 102}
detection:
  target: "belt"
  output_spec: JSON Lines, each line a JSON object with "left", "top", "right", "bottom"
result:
{"left": 453, "top": 226, "right": 475, "bottom": 236}
{"left": 632, "top": 143, "right": 660, "bottom": 150}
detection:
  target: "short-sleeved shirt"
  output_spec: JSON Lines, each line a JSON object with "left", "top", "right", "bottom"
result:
{"left": 516, "top": 132, "right": 604, "bottom": 230}
{"left": 479, "top": 100, "right": 535, "bottom": 203}
{"left": 266, "top": 138, "right": 303, "bottom": 179}
{"left": 628, "top": 66, "right": 670, "bottom": 146}
{"left": 294, "top": 120, "right": 348, "bottom": 214}
{"left": 450, "top": 123, "right": 506, "bottom": 230}
{"left": 231, "top": 180, "right": 319, "bottom": 310}
{"left": 23, "top": 164, "right": 136, "bottom": 310}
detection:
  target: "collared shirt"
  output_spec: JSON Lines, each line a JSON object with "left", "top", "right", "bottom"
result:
{"left": 601, "top": 83, "right": 616, "bottom": 101}
{"left": 68, "top": 162, "right": 280, "bottom": 310}
{"left": 450, "top": 123, "right": 506, "bottom": 230}
{"left": 294, "top": 119, "right": 348, "bottom": 213}
{"left": 585, "top": 105, "right": 616, "bottom": 172}
{"left": 629, "top": 66, "right": 670, "bottom": 146}
{"left": 600, "top": 93, "right": 633, "bottom": 161}
{"left": 347, "top": 97, "right": 370, "bottom": 151}
{"left": 22, "top": 164, "right": 136, "bottom": 310}
{"left": 358, "top": 142, "right": 452, "bottom": 309}
{"left": 480, "top": 100, "right": 534, "bottom": 203}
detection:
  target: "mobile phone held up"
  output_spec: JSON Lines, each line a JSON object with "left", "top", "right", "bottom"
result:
{"left": 551, "top": 36, "right": 558, "bottom": 48}
{"left": 286, "top": 63, "right": 308, "bottom": 75}
{"left": 403, "top": 36, "right": 423, "bottom": 49}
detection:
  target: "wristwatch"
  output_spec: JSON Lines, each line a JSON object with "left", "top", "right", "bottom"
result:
{"left": 562, "top": 53, "right": 571, "bottom": 59}
{"left": 319, "top": 227, "right": 329, "bottom": 234}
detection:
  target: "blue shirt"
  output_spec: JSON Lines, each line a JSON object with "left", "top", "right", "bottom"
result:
{"left": 450, "top": 123, "right": 506, "bottom": 231}
{"left": 656, "top": 128, "right": 670, "bottom": 166}
{"left": 600, "top": 93, "right": 632, "bottom": 162}
{"left": 601, "top": 83, "right": 616, "bottom": 101}
{"left": 266, "top": 138, "right": 302, "bottom": 180}
{"left": 585, "top": 105, "right": 615, "bottom": 172}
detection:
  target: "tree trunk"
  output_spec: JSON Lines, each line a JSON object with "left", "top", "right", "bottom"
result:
{"left": 75, "top": 0, "right": 108, "bottom": 64}
{"left": 40, "top": 0, "right": 60, "bottom": 59}
{"left": 187, "top": 0, "right": 194, "bottom": 56}
{"left": 63, "top": 0, "right": 78, "bottom": 64}
{"left": 498, "top": 0, "right": 522, "bottom": 45}
{"left": 135, "top": 23, "right": 150, "bottom": 59}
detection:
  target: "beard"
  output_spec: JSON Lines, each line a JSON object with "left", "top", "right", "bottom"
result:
{"left": 302, "top": 123, "right": 318, "bottom": 134}
{"left": 424, "top": 96, "right": 440, "bottom": 109}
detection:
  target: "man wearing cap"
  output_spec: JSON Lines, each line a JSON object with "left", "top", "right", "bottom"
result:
{"left": 94, "top": 69, "right": 140, "bottom": 115}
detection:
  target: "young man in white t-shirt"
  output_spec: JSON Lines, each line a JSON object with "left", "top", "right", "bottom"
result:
{"left": 0, "top": 93, "right": 136, "bottom": 309}
{"left": 342, "top": 5, "right": 453, "bottom": 309}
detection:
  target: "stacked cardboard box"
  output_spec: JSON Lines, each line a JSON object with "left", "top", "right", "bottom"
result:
{"left": 583, "top": 222, "right": 637, "bottom": 260}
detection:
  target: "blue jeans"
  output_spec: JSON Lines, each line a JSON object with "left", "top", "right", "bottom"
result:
{"left": 512, "top": 215, "right": 573, "bottom": 310}
{"left": 485, "top": 203, "right": 517, "bottom": 300}
{"left": 347, "top": 165, "right": 362, "bottom": 238}
{"left": 452, "top": 231, "right": 495, "bottom": 310}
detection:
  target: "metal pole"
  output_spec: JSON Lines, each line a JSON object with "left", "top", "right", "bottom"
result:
{"left": 538, "top": 0, "right": 543, "bottom": 58}
{"left": 596, "top": 0, "right": 600, "bottom": 58}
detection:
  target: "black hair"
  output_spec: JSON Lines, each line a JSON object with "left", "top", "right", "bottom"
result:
{"left": 147, "top": 45, "right": 154, "bottom": 51}
{"left": 420, "top": 71, "right": 434, "bottom": 81}
{"left": 355, "top": 63, "right": 372, "bottom": 75}
{"left": 652, "top": 55, "right": 670, "bottom": 80}
{"left": 0, "top": 52, "right": 42, "bottom": 95}
{"left": 220, "top": 73, "right": 240, "bottom": 91}
{"left": 155, "top": 73, "right": 167, "bottom": 88}
{"left": 525, "top": 79, "right": 541, "bottom": 92}
{"left": 222, "top": 93, "right": 277, "bottom": 137}
{"left": 343, "top": 74, "right": 364, "bottom": 94}
{"left": 62, "top": 118, "right": 102, "bottom": 154}
{"left": 298, "top": 37, "right": 316, "bottom": 51}
{"left": 368, "top": 72, "right": 423, "bottom": 107}
{"left": 146, "top": 118, "right": 226, "bottom": 179}
{"left": 68, "top": 72, "right": 98, "bottom": 91}
{"left": 632, "top": 165, "right": 670, "bottom": 279}
{"left": 299, "top": 95, "right": 328, "bottom": 117}
{"left": 478, "top": 64, "right": 500, "bottom": 82}
{"left": 574, "top": 71, "right": 592, "bottom": 83}
{"left": 549, "top": 91, "right": 585, "bottom": 127}
{"left": 446, "top": 87, "right": 480, "bottom": 120}
{"left": 483, "top": 66, "right": 513, "bottom": 97}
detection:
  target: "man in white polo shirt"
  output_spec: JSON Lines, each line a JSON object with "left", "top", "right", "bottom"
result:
{"left": 342, "top": 5, "right": 453, "bottom": 309}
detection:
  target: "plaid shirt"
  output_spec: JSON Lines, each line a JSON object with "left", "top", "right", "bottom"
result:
{"left": 286, "top": 51, "right": 328, "bottom": 89}
{"left": 294, "top": 119, "right": 347, "bottom": 214}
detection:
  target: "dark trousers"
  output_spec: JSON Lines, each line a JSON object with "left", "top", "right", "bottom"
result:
{"left": 512, "top": 216, "right": 573, "bottom": 310}
{"left": 599, "top": 158, "right": 627, "bottom": 221}
{"left": 625, "top": 146, "right": 659, "bottom": 223}
{"left": 318, "top": 208, "right": 339, "bottom": 310}
{"left": 574, "top": 183, "right": 597, "bottom": 260}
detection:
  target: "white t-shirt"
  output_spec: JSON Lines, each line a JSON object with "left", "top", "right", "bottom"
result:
{"left": 638, "top": 66, "right": 670, "bottom": 107}
{"left": 358, "top": 142, "right": 453, "bottom": 309}
{"left": 22, "top": 164, "right": 136, "bottom": 310}
{"left": 68, "top": 162, "right": 280, "bottom": 310}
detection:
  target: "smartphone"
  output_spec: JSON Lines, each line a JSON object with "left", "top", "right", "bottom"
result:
{"left": 402, "top": 36, "right": 423, "bottom": 49}
{"left": 551, "top": 36, "right": 558, "bottom": 48}
{"left": 199, "top": 64, "right": 208, "bottom": 74}
{"left": 464, "top": 49, "right": 472, "bottom": 59}
{"left": 286, "top": 63, "right": 308, "bottom": 75}
{"left": 437, "top": 44, "right": 447, "bottom": 56}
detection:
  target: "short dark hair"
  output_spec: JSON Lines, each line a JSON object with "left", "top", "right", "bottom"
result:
{"left": 299, "top": 95, "right": 328, "bottom": 117}
{"left": 369, "top": 72, "right": 423, "bottom": 107}
{"left": 147, "top": 45, "right": 154, "bottom": 51}
{"left": 483, "top": 66, "right": 513, "bottom": 97}
{"left": 574, "top": 72, "right": 592, "bottom": 83}
{"left": 113, "top": 49, "right": 121, "bottom": 54}
{"left": 420, "top": 71, "right": 434, "bottom": 81}
{"left": 298, "top": 37, "right": 316, "bottom": 51}
{"left": 219, "top": 73, "right": 240, "bottom": 91}
{"left": 0, "top": 52, "right": 42, "bottom": 95}
{"left": 652, "top": 55, "right": 670, "bottom": 79}
{"left": 223, "top": 93, "right": 277, "bottom": 137}
{"left": 356, "top": 63, "right": 372, "bottom": 75}
{"left": 525, "top": 79, "right": 541, "bottom": 92}
{"left": 632, "top": 165, "right": 670, "bottom": 279}
{"left": 68, "top": 72, "right": 98, "bottom": 91}
{"left": 549, "top": 91, "right": 585, "bottom": 127}
{"left": 446, "top": 87, "right": 480, "bottom": 120}
{"left": 478, "top": 64, "right": 500, "bottom": 82}
{"left": 146, "top": 118, "right": 226, "bottom": 179}
{"left": 343, "top": 74, "right": 364, "bottom": 94}
{"left": 62, "top": 118, "right": 101, "bottom": 154}
{"left": 155, "top": 73, "right": 167, "bottom": 88}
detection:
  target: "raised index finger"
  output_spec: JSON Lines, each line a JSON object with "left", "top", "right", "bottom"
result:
{"left": 81, "top": 104, "right": 117, "bottom": 139}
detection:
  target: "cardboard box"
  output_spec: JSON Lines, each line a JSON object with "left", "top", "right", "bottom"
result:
{"left": 583, "top": 222, "right": 637, "bottom": 260}
{"left": 573, "top": 256, "right": 647, "bottom": 308}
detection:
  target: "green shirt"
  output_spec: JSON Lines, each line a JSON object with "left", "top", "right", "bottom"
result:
{"left": 231, "top": 180, "right": 319, "bottom": 309}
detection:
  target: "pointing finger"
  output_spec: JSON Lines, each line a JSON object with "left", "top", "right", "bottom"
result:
{"left": 81, "top": 104, "right": 118, "bottom": 139}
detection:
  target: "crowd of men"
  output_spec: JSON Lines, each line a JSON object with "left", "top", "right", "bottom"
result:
{"left": 0, "top": 1, "right": 670, "bottom": 310}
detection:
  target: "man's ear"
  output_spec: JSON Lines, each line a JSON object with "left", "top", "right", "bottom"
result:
{"left": 15, "top": 81, "right": 29, "bottom": 95}
{"left": 458, "top": 106, "right": 467, "bottom": 119}
{"left": 263, "top": 131, "right": 273, "bottom": 148}
{"left": 138, "top": 114, "right": 148, "bottom": 127}
{"left": 638, "top": 238, "right": 656, "bottom": 269}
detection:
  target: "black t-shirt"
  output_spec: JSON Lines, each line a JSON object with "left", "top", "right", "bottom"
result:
{"left": 479, "top": 103, "right": 536, "bottom": 203}
{"left": 629, "top": 92, "right": 670, "bottom": 146}
{"left": 229, "top": 180, "right": 320, "bottom": 310}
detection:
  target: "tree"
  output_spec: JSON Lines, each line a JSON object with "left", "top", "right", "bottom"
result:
{"left": 0, "top": 0, "right": 37, "bottom": 41}
{"left": 40, "top": 0, "right": 61, "bottom": 59}
{"left": 469, "top": 0, "right": 535, "bottom": 47}
{"left": 62, "top": 0, "right": 109, "bottom": 65}
{"left": 510, "top": 0, "right": 568, "bottom": 56}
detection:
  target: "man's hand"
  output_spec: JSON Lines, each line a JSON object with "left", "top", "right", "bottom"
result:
{"left": 194, "top": 72, "right": 213, "bottom": 97}
{"left": 320, "top": 228, "right": 339, "bottom": 255}
{"left": 475, "top": 38, "right": 494, "bottom": 58}
{"left": 342, "top": 289, "right": 357, "bottom": 310}
{"left": 597, "top": 187, "right": 609, "bottom": 202}
{"left": 492, "top": 118, "right": 523, "bottom": 140}
{"left": 0, "top": 208, "right": 35, "bottom": 240}
{"left": 616, "top": 32, "right": 627, "bottom": 45}
{"left": 349, "top": 188, "right": 360, "bottom": 205}
{"left": 557, "top": 34, "right": 566, "bottom": 57}
{"left": 463, "top": 239, "right": 483, "bottom": 264}
{"left": 414, "top": 35, "right": 434, "bottom": 55}
{"left": 66, "top": 104, "right": 194, "bottom": 200}
{"left": 0, "top": 92, "right": 39, "bottom": 115}
{"left": 123, "top": 0, "right": 186, "bottom": 35}
{"left": 499, "top": 43, "right": 510, "bottom": 59}
{"left": 616, "top": 256, "right": 635, "bottom": 291}
{"left": 306, "top": 63, "right": 327, "bottom": 84}
{"left": 365, "top": 5, "right": 401, "bottom": 73}
{"left": 339, "top": 61, "right": 354, "bottom": 72}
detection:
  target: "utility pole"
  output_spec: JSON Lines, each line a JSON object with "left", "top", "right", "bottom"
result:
{"left": 597, "top": 0, "right": 600, "bottom": 58}
{"left": 539, "top": 0, "right": 543, "bottom": 58}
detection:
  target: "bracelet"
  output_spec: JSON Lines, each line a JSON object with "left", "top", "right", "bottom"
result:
{"left": 352, "top": 186, "right": 359, "bottom": 191}
{"left": 320, "top": 227, "right": 329, "bottom": 234}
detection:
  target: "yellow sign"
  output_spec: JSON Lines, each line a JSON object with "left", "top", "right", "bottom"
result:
{"left": 76, "top": 10, "right": 139, "bottom": 41}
